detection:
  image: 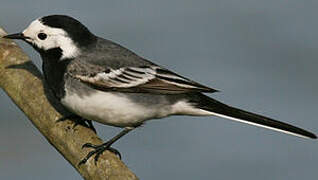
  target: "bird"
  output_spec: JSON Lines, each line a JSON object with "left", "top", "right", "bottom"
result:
{"left": 3, "top": 15, "right": 317, "bottom": 165}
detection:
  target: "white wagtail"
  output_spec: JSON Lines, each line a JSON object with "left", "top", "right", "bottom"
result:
{"left": 4, "top": 15, "right": 316, "bottom": 165}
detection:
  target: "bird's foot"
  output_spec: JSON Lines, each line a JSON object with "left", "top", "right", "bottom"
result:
{"left": 78, "top": 142, "right": 121, "bottom": 166}
{"left": 57, "top": 115, "right": 97, "bottom": 134}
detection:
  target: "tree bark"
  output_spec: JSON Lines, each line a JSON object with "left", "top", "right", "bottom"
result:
{"left": 0, "top": 28, "right": 139, "bottom": 180}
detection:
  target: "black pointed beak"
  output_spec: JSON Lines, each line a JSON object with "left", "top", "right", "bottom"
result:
{"left": 3, "top": 33, "right": 28, "bottom": 40}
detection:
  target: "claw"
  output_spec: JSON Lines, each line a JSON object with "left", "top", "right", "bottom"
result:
{"left": 107, "top": 147, "right": 122, "bottom": 159}
{"left": 78, "top": 142, "right": 121, "bottom": 166}
{"left": 94, "top": 149, "right": 104, "bottom": 165}
{"left": 78, "top": 150, "right": 97, "bottom": 166}
{"left": 78, "top": 127, "right": 133, "bottom": 166}
{"left": 82, "top": 143, "right": 98, "bottom": 149}
{"left": 78, "top": 159, "right": 86, "bottom": 166}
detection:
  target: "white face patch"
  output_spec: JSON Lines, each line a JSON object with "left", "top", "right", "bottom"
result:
{"left": 22, "top": 19, "right": 80, "bottom": 59}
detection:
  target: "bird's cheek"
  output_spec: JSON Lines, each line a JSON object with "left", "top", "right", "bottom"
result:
{"left": 24, "top": 38, "right": 37, "bottom": 47}
{"left": 35, "top": 40, "right": 50, "bottom": 50}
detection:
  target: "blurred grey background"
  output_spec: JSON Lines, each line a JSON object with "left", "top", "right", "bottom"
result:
{"left": 1, "top": 0, "right": 317, "bottom": 179}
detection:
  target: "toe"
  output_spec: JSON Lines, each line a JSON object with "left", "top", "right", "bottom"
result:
{"left": 78, "top": 149, "right": 99, "bottom": 166}
{"left": 107, "top": 147, "right": 122, "bottom": 159}
{"left": 82, "top": 143, "right": 98, "bottom": 149}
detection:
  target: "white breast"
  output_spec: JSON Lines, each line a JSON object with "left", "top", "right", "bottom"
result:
{"left": 61, "top": 89, "right": 172, "bottom": 127}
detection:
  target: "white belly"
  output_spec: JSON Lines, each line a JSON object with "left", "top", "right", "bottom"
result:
{"left": 61, "top": 90, "right": 171, "bottom": 127}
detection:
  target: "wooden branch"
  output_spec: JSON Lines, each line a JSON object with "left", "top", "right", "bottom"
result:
{"left": 0, "top": 28, "right": 139, "bottom": 180}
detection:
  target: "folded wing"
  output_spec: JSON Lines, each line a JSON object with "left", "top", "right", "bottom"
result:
{"left": 72, "top": 66, "right": 218, "bottom": 94}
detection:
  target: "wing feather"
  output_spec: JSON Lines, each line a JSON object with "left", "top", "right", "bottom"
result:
{"left": 72, "top": 66, "right": 218, "bottom": 94}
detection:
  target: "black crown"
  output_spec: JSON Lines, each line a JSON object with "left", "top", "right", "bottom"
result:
{"left": 40, "top": 15, "right": 97, "bottom": 47}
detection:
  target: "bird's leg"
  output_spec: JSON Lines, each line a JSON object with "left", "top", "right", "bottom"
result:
{"left": 57, "top": 114, "right": 97, "bottom": 134}
{"left": 86, "top": 120, "right": 97, "bottom": 134}
{"left": 78, "top": 127, "right": 134, "bottom": 166}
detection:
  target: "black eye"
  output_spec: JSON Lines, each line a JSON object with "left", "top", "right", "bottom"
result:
{"left": 37, "top": 33, "right": 47, "bottom": 40}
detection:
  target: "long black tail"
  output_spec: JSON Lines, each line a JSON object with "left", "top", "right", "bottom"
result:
{"left": 190, "top": 94, "right": 317, "bottom": 139}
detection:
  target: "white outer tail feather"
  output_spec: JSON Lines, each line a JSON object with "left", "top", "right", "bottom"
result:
{"left": 199, "top": 109, "right": 311, "bottom": 139}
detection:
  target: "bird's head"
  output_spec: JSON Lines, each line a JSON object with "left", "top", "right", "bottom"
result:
{"left": 3, "top": 15, "right": 97, "bottom": 60}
